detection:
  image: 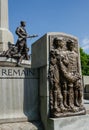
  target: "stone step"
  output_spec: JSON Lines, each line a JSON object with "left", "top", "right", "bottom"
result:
{"left": 48, "top": 114, "right": 89, "bottom": 130}
{"left": 0, "top": 122, "right": 38, "bottom": 130}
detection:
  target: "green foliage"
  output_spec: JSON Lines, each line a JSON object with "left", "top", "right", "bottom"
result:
{"left": 80, "top": 48, "right": 89, "bottom": 75}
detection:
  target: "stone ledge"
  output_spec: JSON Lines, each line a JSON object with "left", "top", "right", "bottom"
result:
{"left": 0, "top": 122, "right": 38, "bottom": 130}
{"left": 0, "top": 57, "right": 31, "bottom": 68}
{"left": 0, "top": 114, "right": 28, "bottom": 124}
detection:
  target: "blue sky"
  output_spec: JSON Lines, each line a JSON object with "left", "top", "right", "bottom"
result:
{"left": 9, "top": 0, "right": 89, "bottom": 53}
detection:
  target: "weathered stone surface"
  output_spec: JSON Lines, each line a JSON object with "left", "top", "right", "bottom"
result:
{"left": 47, "top": 114, "right": 89, "bottom": 130}
{"left": 39, "top": 66, "right": 49, "bottom": 97}
{"left": 83, "top": 76, "right": 89, "bottom": 85}
{"left": 0, "top": 0, "right": 14, "bottom": 51}
{"left": 0, "top": 0, "right": 8, "bottom": 28}
{"left": 0, "top": 122, "right": 38, "bottom": 130}
{"left": 32, "top": 33, "right": 49, "bottom": 68}
{"left": 83, "top": 76, "right": 89, "bottom": 99}
{"left": 0, "top": 29, "right": 14, "bottom": 51}
{"left": 0, "top": 67, "right": 39, "bottom": 123}
{"left": 84, "top": 100, "right": 89, "bottom": 114}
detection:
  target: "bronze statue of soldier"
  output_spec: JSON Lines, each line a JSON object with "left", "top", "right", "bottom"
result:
{"left": 0, "top": 21, "right": 38, "bottom": 65}
{"left": 15, "top": 21, "right": 38, "bottom": 65}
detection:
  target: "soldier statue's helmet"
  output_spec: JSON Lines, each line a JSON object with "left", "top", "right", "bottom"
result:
{"left": 67, "top": 39, "right": 74, "bottom": 45}
{"left": 53, "top": 37, "right": 63, "bottom": 48}
{"left": 67, "top": 39, "right": 73, "bottom": 43}
{"left": 66, "top": 39, "right": 74, "bottom": 49}
{"left": 20, "top": 21, "right": 26, "bottom": 26}
{"left": 54, "top": 37, "right": 63, "bottom": 42}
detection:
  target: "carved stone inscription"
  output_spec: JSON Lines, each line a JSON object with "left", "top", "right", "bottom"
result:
{"left": 49, "top": 35, "right": 86, "bottom": 117}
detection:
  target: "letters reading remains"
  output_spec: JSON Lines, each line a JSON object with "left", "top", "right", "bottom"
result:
{"left": 49, "top": 37, "right": 85, "bottom": 117}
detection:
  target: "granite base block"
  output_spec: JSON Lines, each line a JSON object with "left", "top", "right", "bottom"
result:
{"left": 47, "top": 114, "right": 89, "bottom": 130}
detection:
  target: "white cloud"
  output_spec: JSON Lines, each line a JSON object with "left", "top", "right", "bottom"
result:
{"left": 81, "top": 37, "right": 89, "bottom": 51}
{"left": 82, "top": 38, "right": 89, "bottom": 45}
{"left": 82, "top": 44, "right": 89, "bottom": 50}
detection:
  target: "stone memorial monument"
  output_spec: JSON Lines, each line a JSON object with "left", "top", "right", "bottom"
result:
{"left": 32, "top": 32, "right": 87, "bottom": 130}
{"left": 0, "top": 0, "right": 89, "bottom": 130}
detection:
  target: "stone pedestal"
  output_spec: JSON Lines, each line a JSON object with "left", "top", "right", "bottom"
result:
{"left": 0, "top": 66, "right": 43, "bottom": 130}
{"left": 32, "top": 32, "right": 86, "bottom": 130}
{"left": 0, "top": 67, "right": 38, "bottom": 121}
{"left": 0, "top": 0, "right": 43, "bottom": 129}
{"left": 47, "top": 114, "right": 89, "bottom": 130}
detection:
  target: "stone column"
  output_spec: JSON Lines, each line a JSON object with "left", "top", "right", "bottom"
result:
{"left": 0, "top": 0, "right": 14, "bottom": 52}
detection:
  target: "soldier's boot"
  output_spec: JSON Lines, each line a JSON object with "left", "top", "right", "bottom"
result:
{"left": 75, "top": 90, "right": 80, "bottom": 107}
{"left": 57, "top": 90, "right": 65, "bottom": 112}
{"left": 63, "top": 91, "right": 69, "bottom": 108}
{"left": 69, "top": 87, "right": 74, "bottom": 109}
{"left": 78, "top": 90, "right": 83, "bottom": 107}
{"left": 54, "top": 90, "right": 58, "bottom": 110}
{"left": 58, "top": 96, "right": 66, "bottom": 112}
{"left": 69, "top": 87, "right": 78, "bottom": 112}
{"left": 18, "top": 54, "right": 25, "bottom": 65}
{"left": 50, "top": 90, "right": 53, "bottom": 110}
{"left": 60, "top": 101, "right": 66, "bottom": 112}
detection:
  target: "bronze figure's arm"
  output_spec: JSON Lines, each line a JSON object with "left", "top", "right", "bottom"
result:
{"left": 27, "top": 34, "right": 38, "bottom": 38}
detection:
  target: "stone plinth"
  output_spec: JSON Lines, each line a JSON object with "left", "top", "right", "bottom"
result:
{"left": 47, "top": 114, "right": 89, "bottom": 130}
{"left": 0, "top": 67, "right": 39, "bottom": 124}
{"left": 32, "top": 32, "right": 85, "bottom": 130}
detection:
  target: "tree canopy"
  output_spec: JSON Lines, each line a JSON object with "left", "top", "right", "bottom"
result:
{"left": 80, "top": 48, "right": 89, "bottom": 75}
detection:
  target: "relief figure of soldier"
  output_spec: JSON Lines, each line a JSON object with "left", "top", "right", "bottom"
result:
{"left": 49, "top": 38, "right": 66, "bottom": 117}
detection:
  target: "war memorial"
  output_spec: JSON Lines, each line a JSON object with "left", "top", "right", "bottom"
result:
{"left": 0, "top": 0, "right": 89, "bottom": 130}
